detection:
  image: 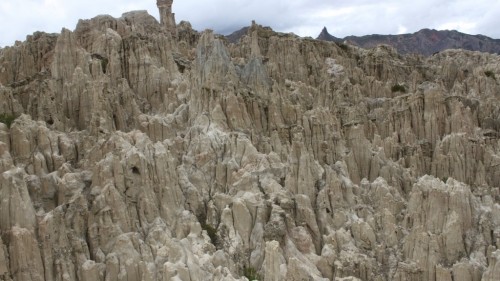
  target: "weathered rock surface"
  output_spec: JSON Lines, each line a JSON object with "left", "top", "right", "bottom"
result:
{"left": 0, "top": 2, "right": 499, "bottom": 281}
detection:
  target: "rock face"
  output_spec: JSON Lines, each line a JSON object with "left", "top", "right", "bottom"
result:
{"left": 0, "top": 3, "right": 499, "bottom": 281}
{"left": 317, "top": 27, "right": 500, "bottom": 56}
{"left": 157, "top": 0, "right": 176, "bottom": 36}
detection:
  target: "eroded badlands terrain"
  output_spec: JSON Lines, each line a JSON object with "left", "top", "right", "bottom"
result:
{"left": 0, "top": 7, "right": 499, "bottom": 281}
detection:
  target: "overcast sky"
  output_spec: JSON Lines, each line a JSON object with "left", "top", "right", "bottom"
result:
{"left": 1, "top": 0, "right": 499, "bottom": 47}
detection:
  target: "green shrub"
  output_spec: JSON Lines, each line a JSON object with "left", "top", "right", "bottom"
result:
{"left": 0, "top": 113, "right": 16, "bottom": 128}
{"left": 100, "top": 57, "right": 109, "bottom": 73}
{"left": 336, "top": 42, "right": 349, "bottom": 51}
{"left": 201, "top": 222, "right": 218, "bottom": 245}
{"left": 243, "top": 266, "right": 261, "bottom": 281}
{"left": 485, "top": 70, "right": 496, "bottom": 80}
{"left": 391, "top": 84, "right": 406, "bottom": 93}
{"left": 91, "top": 53, "right": 109, "bottom": 74}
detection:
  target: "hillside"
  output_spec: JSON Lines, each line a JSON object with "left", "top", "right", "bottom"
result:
{"left": 0, "top": 2, "right": 499, "bottom": 281}
{"left": 317, "top": 27, "right": 500, "bottom": 56}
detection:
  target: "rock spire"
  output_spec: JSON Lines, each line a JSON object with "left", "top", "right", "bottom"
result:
{"left": 157, "top": 0, "right": 176, "bottom": 35}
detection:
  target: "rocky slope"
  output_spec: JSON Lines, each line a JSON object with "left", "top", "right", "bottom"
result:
{"left": 317, "top": 27, "right": 500, "bottom": 56}
{"left": 0, "top": 3, "right": 499, "bottom": 281}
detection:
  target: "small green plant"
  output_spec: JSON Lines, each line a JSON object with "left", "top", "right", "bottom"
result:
{"left": 391, "top": 84, "right": 406, "bottom": 93}
{"left": 201, "top": 221, "right": 218, "bottom": 245}
{"left": 100, "top": 57, "right": 109, "bottom": 73}
{"left": 0, "top": 113, "right": 16, "bottom": 128}
{"left": 91, "top": 53, "right": 109, "bottom": 74}
{"left": 243, "top": 266, "right": 261, "bottom": 281}
{"left": 336, "top": 42, "right": 349, "bottom": 51}
{"left": 485, "top": 70, "right": 496, "bottom": 80}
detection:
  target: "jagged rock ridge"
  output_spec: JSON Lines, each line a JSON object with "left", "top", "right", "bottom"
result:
{"left": 317, "top": 27, "right": 341, "bottom": 42}
{"left": 0, "top": 2, "right": 499, "bottom": 281}
{"left": 317, "top": 27, "right": 500, "bottom": 56}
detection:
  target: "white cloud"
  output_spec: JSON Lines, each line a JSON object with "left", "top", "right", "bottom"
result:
{"left": 1, "top": 0, "right": 499, "bottom": 47}
{"left": 397, "top": 25, "right": 408, "bottom": 34}
{"left": 312, "top": 7, "right": 357, "bottom": 20}
{"left": 438, "top": 21, "right": 477, "bottom": 33}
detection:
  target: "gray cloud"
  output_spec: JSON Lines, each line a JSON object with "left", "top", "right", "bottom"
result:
{"left": 1, "top": 0, "right": 499, "bottom": 47}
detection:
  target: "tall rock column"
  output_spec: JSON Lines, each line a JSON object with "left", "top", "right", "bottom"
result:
{"left": 157, "top": 0, "right": 177, "bottom": 36}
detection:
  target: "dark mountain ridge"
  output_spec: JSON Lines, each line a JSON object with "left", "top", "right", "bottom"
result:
{"left": 318, "top": 26, "right": 500, "bottom": 56}
{"left": 227, "top": 25, "right": 500, "bottom": 56}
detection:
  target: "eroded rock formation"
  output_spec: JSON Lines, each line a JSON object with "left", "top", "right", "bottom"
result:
{"left": 0, "top": 2, "right": 499, "bottom": 281}
{"left": 157, "top": 0, "right": 177, "bottom": 37}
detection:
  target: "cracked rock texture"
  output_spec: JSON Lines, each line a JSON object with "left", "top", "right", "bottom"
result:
{"left": 0, "top": 6, "right": 499, "bottom": 281}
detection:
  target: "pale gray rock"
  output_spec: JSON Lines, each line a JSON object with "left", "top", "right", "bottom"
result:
{"left": 0, "top": 1, "right": 499, "bottom": 280}
{"left": 482, "top": 250, "right": 500, "bottom": 281}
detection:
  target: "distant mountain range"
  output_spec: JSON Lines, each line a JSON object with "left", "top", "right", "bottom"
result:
{"left": 317, "top": 27, "right": 500, "bottom": 56}
{"left": 226, "top": 26, "right": 500, "bottom": 56}
{"left": 226, "top": 26, "right": 250, "bottom": 44}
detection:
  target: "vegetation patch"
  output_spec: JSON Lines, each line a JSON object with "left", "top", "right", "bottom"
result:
{"left": 336, "top": 42, "right": 349, "bottom": 51}
{"left": 391, "top": 84, "right": 406, "bottom": 93}
{"left": 91, "top": 53, "right": 109, "bottom": 74}
{"left": 0, "top": 113, "right": 16, "bottom": 128}
{"left": 242, "top": 266, "right": 261, "bottom": 281}
{"left": 484, "top": 70, "right": 496, "bottom": 80}
{"left": 198, "top": 212, "right": 219, "bottom": 246}
{"left": 100, "top": 58, "right": 109, "bottom": 73}
{"left": 201, "top": 221, "right": 218, "bottom": 245}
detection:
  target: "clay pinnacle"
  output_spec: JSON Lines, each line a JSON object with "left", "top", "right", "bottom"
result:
{"left": 157, "top": 0, "right": 177, "bottom": 36}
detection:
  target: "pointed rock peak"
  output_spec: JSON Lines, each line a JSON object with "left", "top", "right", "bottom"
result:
{"left": 317, "top": 26, "right": 339, "bottom": 42}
